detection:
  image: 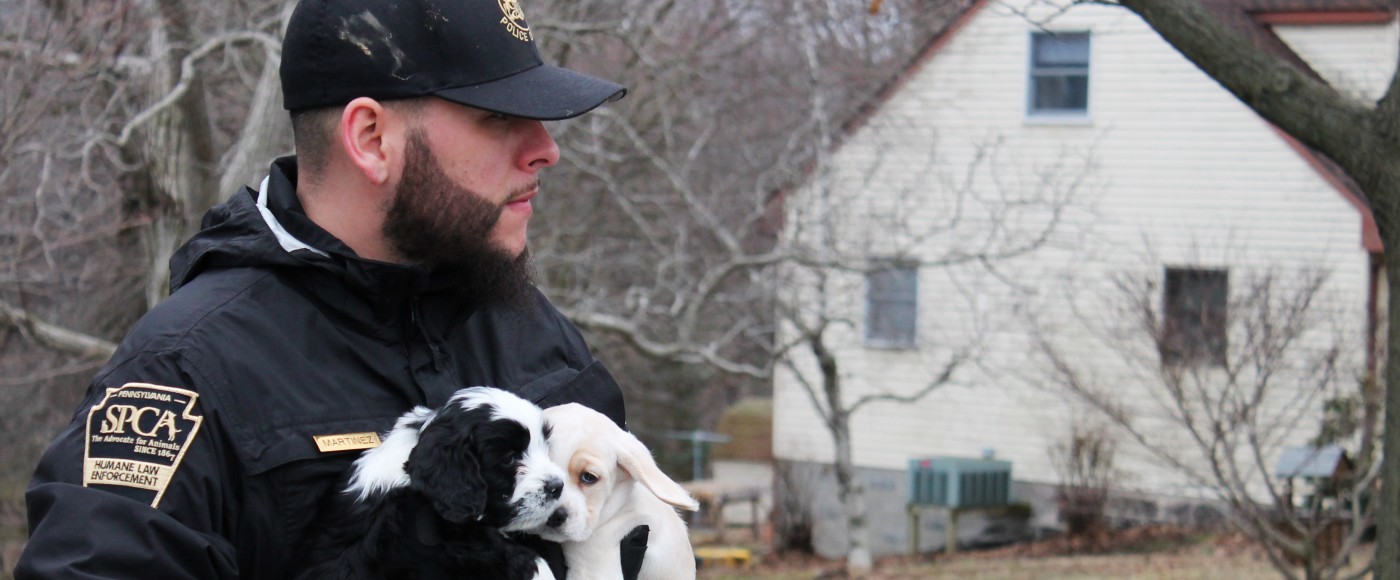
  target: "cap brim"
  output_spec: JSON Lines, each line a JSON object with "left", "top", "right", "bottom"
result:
{"left": 433, "top": 65, "right": 626, "bottom": 121}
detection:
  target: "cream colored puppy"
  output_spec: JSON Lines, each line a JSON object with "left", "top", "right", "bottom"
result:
{"left": 537, "top": 403, "right": 700, "bottom": 580}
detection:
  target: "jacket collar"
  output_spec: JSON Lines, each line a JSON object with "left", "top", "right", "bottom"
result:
{"left": 172, "top": 157, "right": 476, "bottom": 335}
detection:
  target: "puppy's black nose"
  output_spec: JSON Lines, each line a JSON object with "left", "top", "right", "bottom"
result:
{"left": 544, "top": 477, "right": 563, "bottom": 499}
{"left": 548, "top": 507, "right": 568, "bottom": 528}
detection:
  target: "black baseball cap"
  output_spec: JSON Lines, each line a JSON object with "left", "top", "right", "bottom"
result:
{"left": 280, "top": 0, "right": 626, "bottom": 120}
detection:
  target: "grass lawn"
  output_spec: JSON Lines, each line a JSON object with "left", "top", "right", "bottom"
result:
{"left": 1, "top": 524, "right": 1372, "bottom": 579}
{"left": 697, "top": 526, "right": 1374, "bottom": 579}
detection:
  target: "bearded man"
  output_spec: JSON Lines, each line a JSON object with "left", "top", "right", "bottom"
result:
{"left": 17, "top": 0, "right": 635, "bottom": 577}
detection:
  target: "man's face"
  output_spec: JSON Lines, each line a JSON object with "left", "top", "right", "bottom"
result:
{"left": 391, "top": 99, "right": 559, "bottom": 259}
{"left": 381, "top": 123, "right": 547, "bottom": 305}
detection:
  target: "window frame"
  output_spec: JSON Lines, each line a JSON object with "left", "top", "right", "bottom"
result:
{"left": 1160, "top": 267, "right": 1229, "bottom": 367}
{"left": 864, "top": 260, "right": 919, "bottom": 350}
{"left": 1026, "top": 30, "right": 1092, "bottom": 120}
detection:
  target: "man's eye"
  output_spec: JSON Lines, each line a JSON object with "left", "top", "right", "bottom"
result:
{"left": 580, "top": 472, "right": 599, "bottom": 485}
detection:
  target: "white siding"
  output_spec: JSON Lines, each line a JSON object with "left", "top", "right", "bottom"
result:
{"left": 773, "top": 0, "right": 1374, "bottom": 500}
{"left": 1274, "top": 20, "right": 1399, "bottom": 103}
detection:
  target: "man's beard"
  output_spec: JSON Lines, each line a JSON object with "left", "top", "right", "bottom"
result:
{"left": 382, "top": 131, "right": 536, "bottom": 309}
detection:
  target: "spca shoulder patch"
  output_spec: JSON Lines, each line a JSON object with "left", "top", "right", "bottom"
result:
{"left": 83, "top": 382, "right": 204, "bottom": 507}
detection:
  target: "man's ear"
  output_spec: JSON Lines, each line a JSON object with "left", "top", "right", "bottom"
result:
{"left": 339, "top": 97, "right": 401, "bottom": 187}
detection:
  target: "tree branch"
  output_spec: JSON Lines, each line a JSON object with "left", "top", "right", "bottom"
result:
{"left": 89, "top": 30, "right": 279, "bottom": 152}
{"left": 565, "top": 310, "right": 769, "bottom": 378}
{"left": 848, "top": 352, "right": 963, "bottom": 415}
{"left": 1113, "top": 0, "right": 1374, "bottom": 170}
{"left": 0, "top": 299, "right": 116, "bottom": 359}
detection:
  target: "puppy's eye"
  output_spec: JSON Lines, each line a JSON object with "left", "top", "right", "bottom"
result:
{"left": 502, "top": 455, "right": 517, "bottom": 467}
{"left": 580, "top": 472, "right": 599, "bottom": 485}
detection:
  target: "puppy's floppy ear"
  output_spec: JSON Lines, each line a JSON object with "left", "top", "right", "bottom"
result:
{"left": 617, "top": 432, "right": 700, "bottom": 511}
{"left": 407, "top": 408, "right": 487, "bottom": 523}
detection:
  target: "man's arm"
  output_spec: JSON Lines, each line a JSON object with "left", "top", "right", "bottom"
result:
{"left": 20, "top": 483, "right": 239, "bottom": 579}
{"left": 17, "top": 357, "right": 240, "bottom": 579}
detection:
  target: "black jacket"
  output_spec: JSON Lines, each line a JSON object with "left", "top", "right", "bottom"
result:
{"left": 17, "top": 157, "right": 625, "bottom": 579}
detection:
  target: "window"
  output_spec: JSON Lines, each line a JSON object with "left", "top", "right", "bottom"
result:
{"left": 1029, "top": 31, "right": 1090, "bottom": 116}
{"left": 1161, "top": 268, "right": 1228, "bottom": 366}
{"left": 865, "top": 262, "right": 918, "bottom": 349}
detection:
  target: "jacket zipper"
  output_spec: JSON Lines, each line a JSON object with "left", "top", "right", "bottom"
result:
{"left": 408, "top": 296, "right": 445, "bottom": 372}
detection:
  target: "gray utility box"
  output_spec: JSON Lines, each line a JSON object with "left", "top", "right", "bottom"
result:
{"left": 908, "top": 457, "right": 1012, "bottom": 509}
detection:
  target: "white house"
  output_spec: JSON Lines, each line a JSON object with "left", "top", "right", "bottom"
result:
{"left": 770, "top": 0, "right": 1395, "bottom": 558}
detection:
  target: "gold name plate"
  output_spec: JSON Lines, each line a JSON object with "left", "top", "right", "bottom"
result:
{"left": 313, "top": 432, "right": 382, "bottom": 453}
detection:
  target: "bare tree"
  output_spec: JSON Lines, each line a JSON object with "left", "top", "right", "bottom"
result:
{"left": 0, "top": 0, "right": 292, "bottom": 550}
{"left": 523, "top": 0, "right": 972, "bottom": 446}
{"left": 1034, "top": 267, "right": 1376, "bottom": 580}
{"left": 539, "top": 3, "right": 1092, "bottom": 574}
{"left": 774, "top": 92, "right": 1095, "bottom": 570}
{"left": 533, "top": 4, "right": 1093, "bottom": 573}
{"left": 531, "top": 1, "right": 957, "bottom": 368}
{"left": 1, "top": 0, "right": 291, "bottom": 343}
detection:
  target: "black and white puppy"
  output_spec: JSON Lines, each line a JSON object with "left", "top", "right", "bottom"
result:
{"left": 294, "top": 387, "right": 572, "bottom": 580}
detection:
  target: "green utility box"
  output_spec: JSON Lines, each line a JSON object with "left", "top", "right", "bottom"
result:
{"left": 908, "top": 456, "right": 1012, "bottom": 509}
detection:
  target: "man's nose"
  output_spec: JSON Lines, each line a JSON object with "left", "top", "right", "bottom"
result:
{"left": 521, "top": 120, "right": 559, "bottom": 171}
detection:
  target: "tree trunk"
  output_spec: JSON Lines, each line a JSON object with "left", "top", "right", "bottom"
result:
{"left": 833, "top": 418, "right": 873, "bottom": 575}
{"left": 217, "top": 2, "right": 294, "bottom": 198}
{"left": 138, "top": 0, "right": 218, "bottom": 308}
{"left": 1378, "top": 228, "right": 1400, "bottom": 580}
{"left": 216, "top": 45, "right": 289, "bottom": 199}
{"left": 811, "top": 331, "right": 874, "bottom": 575}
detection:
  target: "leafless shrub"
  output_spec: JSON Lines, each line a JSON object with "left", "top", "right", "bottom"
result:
{"left": 1050, "top": 422, "right": 1117, "bottom": 538}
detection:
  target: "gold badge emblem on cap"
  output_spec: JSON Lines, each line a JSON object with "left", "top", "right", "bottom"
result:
{"left": 498, "top": 0, "right": 531, "bottom": 42}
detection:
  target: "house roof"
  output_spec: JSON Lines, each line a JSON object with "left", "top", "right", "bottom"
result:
{"left": 1207, "top": 0, "right": 1395, "bottom": 58}
{"left": 840, "top": 0, "right": 990, "bottom": 145}
{"left": 857, "top": 0, "right": 1392, "bottom": 252}
{"left": 1274, "top": 444, "right": 1354, "bottom": 478}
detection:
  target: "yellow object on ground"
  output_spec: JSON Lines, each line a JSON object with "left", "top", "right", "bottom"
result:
{"left": 693, "top": 546, "right": 753, "bottom": 568}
